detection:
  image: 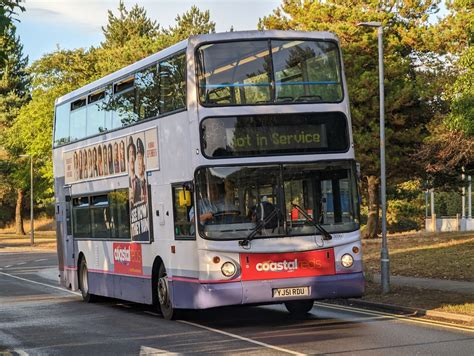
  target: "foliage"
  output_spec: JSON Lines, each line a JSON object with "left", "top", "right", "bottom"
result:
{"left": 0, "top": 0, "right": 24, "bottom": 66}
{"left": 101, "top": 0, "right": 160, "bottom": 49}
{"left": 163, "top": 5, "right": 215, "bottom": 43}
{"left": 445, "top": 47, "right": 474, "bottom": 136}
{"left": 386, "top": 180, "right": 425, "bottom": 232}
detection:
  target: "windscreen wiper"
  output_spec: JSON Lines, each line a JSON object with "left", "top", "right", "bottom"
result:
{"left": 291, "top": 203, "right": 332, "bottom": 240}
{"left": 239, "top": 208, "right": 280, "bottom": 247}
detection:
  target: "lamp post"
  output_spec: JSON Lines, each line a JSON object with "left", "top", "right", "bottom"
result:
{"left": 357, "top": 21, "right": 390, "bottom": 294}
{"left": 19, "top": 154, "right": 34, "bottom": 246}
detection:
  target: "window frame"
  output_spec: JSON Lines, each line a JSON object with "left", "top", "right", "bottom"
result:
{"left": 195, "top": 37, "right": 344, "bottom": 108}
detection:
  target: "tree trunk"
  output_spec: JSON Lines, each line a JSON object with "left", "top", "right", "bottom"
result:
{"left": 15, "top": 188, "right": 25, "bottom": 236}
{"left": 363, "top": 175, "right": 380, "bottom": 239}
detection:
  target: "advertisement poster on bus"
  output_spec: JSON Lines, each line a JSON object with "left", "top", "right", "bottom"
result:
{"left": 113, "top": 242, "right": 143, "bottom": 275}
{"left": 127, "top": 131, "right": 153, "bottom": 242}
{"left": 63, "top": 127, "right": 159, "bottom": 242}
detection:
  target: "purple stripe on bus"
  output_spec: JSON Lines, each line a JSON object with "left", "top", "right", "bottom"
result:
{"left": 88, "top": 271, "right": 153, "bottom": 304}
{"left": 170, "top": 272, "right": 364, "bottom": 309}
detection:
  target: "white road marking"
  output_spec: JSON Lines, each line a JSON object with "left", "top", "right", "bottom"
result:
{"left": 143, "top": 311, "right": 161, "bottom": 317}
{"left": 34, "top": 259, "right": 49, "bottom": 262}
{"left": 314, "top": 302, "right": 474, "bottom": 333}
{"left": 178, "top": 320, "right": 306, "bottom": 355}
{"left": 139, "top": 345, "right": 178, "bottom": 355}
{"left": 4, "top": 265, "right": 12, "bottom": 268}
{"left": 0, "top": 271, "right": 81, "bottom": 296}
{"left": 17, "top": 262, "right": 26, "bottom": 265}
{"left": 2, "top": 265, "right": 57, "bottom": 271}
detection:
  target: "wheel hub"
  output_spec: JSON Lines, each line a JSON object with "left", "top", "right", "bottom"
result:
{"left": 158, "top": 276, "right": 170, "bottom": 307}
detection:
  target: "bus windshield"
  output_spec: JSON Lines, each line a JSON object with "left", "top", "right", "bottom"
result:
{"left": 197, "top": 39, "right": 343, "bottom": 106}
{"left": 194, "top": 161, "right": 359, "bottom": 240}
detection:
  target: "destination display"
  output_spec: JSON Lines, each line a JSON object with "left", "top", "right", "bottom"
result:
{"left": 228, "top": 124, "right": 328, "bottom": 152}
{"left": 201, "top": 112, "right": 348, "bottom": 158}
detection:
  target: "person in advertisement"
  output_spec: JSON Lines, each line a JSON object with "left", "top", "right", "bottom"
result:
{"left": 114, "top": 142, "right": 120, "bottom": 174}
{"left": 136, "top": 138, "right": 147, "bottom": 204}
{"left": 128, "top": 135, "right": 149, "bottom": 242}
{"left": 97, "top": 145, "right": 103, "bottom": 176}
{"left": 107, "top": 143, "right": 114, "bottom": 175}
{"left": 119, "top": 140, "right": 126, "bottom": 173}
{"left": 103, "top": 144, "right": 108, "bottom": 176}
{"left": 127, "top": 137, "right": 141, "bottom": 206}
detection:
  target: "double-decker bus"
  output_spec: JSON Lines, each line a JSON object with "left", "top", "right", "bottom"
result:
{"left": 53, "top": 30, "right": 364, "bottom": 319}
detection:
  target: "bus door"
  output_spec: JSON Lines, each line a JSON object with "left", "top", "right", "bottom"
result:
{"left": 56, "top": 185, "right": 74, "bottom": 286}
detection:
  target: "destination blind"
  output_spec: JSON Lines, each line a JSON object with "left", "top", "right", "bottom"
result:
{"left": 201, "top": 112, "right": 349, "bottom": 158}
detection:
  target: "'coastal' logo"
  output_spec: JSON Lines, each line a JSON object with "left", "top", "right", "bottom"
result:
{"left": 114, "top": 246, "right": 131, "bottom": 265}
{"left": 256, "top": 259, "right": 298, "bottom": 272}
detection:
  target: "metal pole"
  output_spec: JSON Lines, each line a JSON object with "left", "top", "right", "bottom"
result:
{"left": 30, "top": 156, "right": 34, "bottom": 246}
{"left": 378, "top": 26, "right": 390, "bottom": 294}
{"left": 468, "top": 176, "right": 472, "bottom": 219}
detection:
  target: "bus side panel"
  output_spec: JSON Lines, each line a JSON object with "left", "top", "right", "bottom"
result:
{"left": 77, "top": 240, "right": 153, "bottom": 304}
{"left": 87, "top": 272, "right": 153, "bottom": 304}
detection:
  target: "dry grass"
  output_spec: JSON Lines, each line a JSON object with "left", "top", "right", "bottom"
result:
{"left": 362, "top": 280, "right": 474, "bottom": 319}
{"left": 0, "top": 232, "right": 56, "bottom": 251}
{"left": 0, "top": 216, "right": 55, "bottom": 233}
{"left": 363, "top": 232, "right": 474, "bottom": 281}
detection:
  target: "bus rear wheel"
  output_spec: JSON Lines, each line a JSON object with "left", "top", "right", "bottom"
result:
{"left": 79, "top": 258, "right": 97, "bottom": 303}
{"left": 284, "top": 300, "right": 314, "bottom": 315}
{"left": 157, "top": 264, "right": 178, "bottom": 320}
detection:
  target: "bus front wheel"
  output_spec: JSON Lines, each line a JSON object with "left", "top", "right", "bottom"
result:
{"left": 157, "top": 264, "right": 178, "bottom": 320}
{"left": 284, "top": 300, "right": 314, "bottom": 315}
{"left": 79, "top": 258, "right": 97, "bottom": 303}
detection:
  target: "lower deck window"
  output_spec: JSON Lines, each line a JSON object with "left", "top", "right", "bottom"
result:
{"left": 72, "top": 189, "right": 130, "bottom": 240}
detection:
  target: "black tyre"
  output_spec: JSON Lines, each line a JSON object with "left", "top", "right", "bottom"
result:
{"left": 156, "top": 264, "right": 178, "bottom": 320}
{"left": 284, "top": 300, "right": 314, "bottom": 315}
{"left": 78, "top": 258, "right": 97, "bottom": 303}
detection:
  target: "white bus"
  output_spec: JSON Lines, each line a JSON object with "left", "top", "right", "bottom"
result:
{"left": 53, "top": 30, "right": 364, "bottom": 319}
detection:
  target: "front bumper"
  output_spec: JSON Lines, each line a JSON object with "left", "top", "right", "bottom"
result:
{"left": 171, "top": 272, "right": 365, "bottom": 309}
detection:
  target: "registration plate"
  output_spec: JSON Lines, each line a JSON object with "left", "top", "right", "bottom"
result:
{"left": 272, "top": 286, "right": 310, "bottom": 298}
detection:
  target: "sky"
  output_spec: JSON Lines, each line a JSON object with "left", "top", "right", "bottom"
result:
{"left": 16, "top": 0, "right": 281, "bottom": 62}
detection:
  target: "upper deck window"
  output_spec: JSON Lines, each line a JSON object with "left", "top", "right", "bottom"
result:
{"left": 197, "top": 39, "right": 343, "bottom": 106}
{"left": 53, "top": 51, "right": 186, "bottom": 148}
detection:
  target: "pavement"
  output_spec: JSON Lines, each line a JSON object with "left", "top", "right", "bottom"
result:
{"left": 369, "top": 273, "right": 474, "bottom": 294}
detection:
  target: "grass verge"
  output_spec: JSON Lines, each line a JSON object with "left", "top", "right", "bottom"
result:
{"left": 362, "top": 281, "right": 474, "bottom": 317}
{"left": 363, "top": 232, "right": 474, "bottom": 282}
{"left": 0, "top": 232, "right": 56, "bottom": 251}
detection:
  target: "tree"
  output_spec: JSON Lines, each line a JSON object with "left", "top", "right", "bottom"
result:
{"left": 0, "top": 0, "right": 24, "bottom": 66}
{"left": 163, "top": 5, "right": 215, "bottom": 44}
{"left": 101, "top": 0, "right": 160, "bottom": 48}
{"left": 415, "top": 0, "right": 473, "bottom": 190}
{"left": 4, "top": 48, "right": 100, "bottom": 203}
{"left": 259, "top": 0, "right": 441, "bottom": 237}
{"left": 0, "top": 0, "right": 29, "bottom": 233}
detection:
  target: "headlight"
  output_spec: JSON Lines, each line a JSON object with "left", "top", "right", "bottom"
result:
{"left": 221, "top": 262, "right": 236, "bottom": 277}
{"left": 341, "top": 254, "right": 354, "bottom": 268}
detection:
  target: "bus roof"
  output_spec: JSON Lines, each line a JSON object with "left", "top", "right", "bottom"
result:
{"left": 55, "top": 30, "right": 339, "bottom": 106}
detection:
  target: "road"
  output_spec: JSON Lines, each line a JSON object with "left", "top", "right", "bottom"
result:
{"left": 1, "top": 252, "right": 473, "bottom": 355}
